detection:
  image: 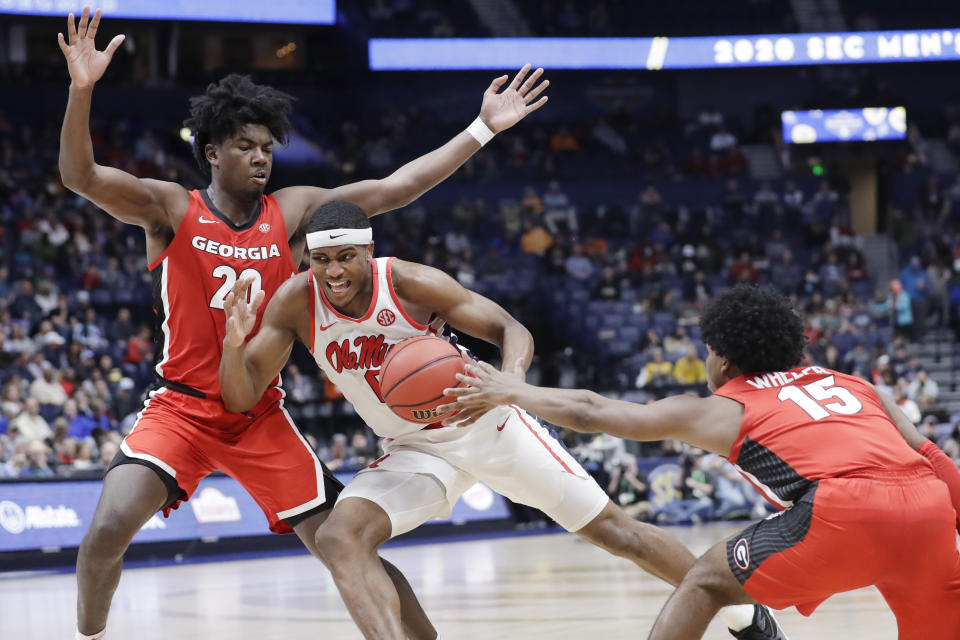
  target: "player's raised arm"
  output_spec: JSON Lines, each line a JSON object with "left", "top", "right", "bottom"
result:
{"left": 442, "top": 363, "right": 738, "bottom": 455}
{"left": 219, "top": 276, "right": 304, "bottom": 413}
{"left": 278, "top": 65, "right": 549, "bottom": 235}
{"left": 58, "top": 7, "right": 186, "bottom": 228}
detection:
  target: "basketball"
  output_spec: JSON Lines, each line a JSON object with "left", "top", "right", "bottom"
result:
{"left": 379, "top": 335, "right": 467, "bottom": 423}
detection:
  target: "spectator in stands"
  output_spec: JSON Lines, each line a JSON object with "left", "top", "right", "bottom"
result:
{"left": 12, "top": 397, "right": 51, "bottom": 443}
{"left": 592, "top": 267, "right": 623, "bottom": 301}
{"left": 606, "top": 455, "right": 652, "bottom": 521}
{"left": 843, "top": 342, "right": 873, "bottom": 376}
{"left": 97, "top": 439, "right": 119, "bottom": 471}
{"left": 672, "top": 346, "right": 707, "bottom": 387}
{"left": 72, "top": 440, "right": 96, "bottom": 471}
{"left": 325, "top": 433, "right": 349, "bottom": 472}
{"left": 520, "top": 186, "right": 543, "bottom": 217}
{"left": 753, "top": 181, "right": 780, "bottom": 217}
{"left": 123, "top": 324, "right": 151, "bottom": 365}
{"left": 72, "top": 306, "right": 106, "bottom": 350}
{"left": 347, "top": 430, "right": 376, "bottom": 470}
{"left": 700, "top": 454, "right": 752, "bottom": 520}
{"left": 283, "top": 364, "right": 315, "bottom": 405}
{"left": 656, "top": 448, "right": 715, "bottom": 524}
{"left": 731, "top": 252, "right": 759, "bottom": 284}
{"left": 550, "top": 127, "right": 579, "bottom": 154}
{"left": 20, "top": 439, "right": 54, "bottom": 478}
{"left": 107, "top": 308, "right": 134, "bottom": 344}
{"left": 30, "top": 361, "right": 68, "bottom": 406}
{"left": 520, "top": 219, "right": 553, "bottom": 255}
{"left": 111, "top": 378, "right": 140, "bottom": 423}
{"left": 564, "top": 243, "right": 594, "bottom": 281}
{"left": 663, "top": 326, "right": 693, "bottom": 358}
{"left": 10, "top": 280, "right": 42, "bottom": 321}
{"left": 893, "top": 383, "right": 922, "bottom": 424}
{"left": 907, "top": 370, "right": 939, "bottom": 411}
{"left": 62, "top": 398, "right": 96, "bottom": 440}
{"left": 846, "top": 252, "right": 868, "bottom": 281}
{"left": 636, "top": 348, "right": 674, "bottom": 389}
{"left": 888, "top": 279, "right": 914, "bottom": 340}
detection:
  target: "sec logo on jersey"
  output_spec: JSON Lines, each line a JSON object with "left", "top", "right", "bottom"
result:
{"left": 259, "top": 223, "right": 271, "bottom": 233}
{"left": 377, "top": 309, "right": 396, "bottom": 327}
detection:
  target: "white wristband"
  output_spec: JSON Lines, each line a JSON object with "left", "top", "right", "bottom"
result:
{"left": 466, "top": 117, "right": 495, "bottom": 146}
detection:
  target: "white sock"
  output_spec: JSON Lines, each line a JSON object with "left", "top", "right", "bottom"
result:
{"left": 718, "top": 604, "right": 755, "bottom": 631}
{"left": 76, "top": 628, "right": 106, "bottom": 640}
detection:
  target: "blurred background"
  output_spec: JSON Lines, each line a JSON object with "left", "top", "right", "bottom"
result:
{"left": 2, "top": 0, "right": 960, "bottom": 566}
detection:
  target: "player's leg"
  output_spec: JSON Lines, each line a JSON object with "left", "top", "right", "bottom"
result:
{"left": 292, "top": 499, "right": 436, "bottom": 639}
{"left": 474, "top": 409, "right": 776, "bottom": 637}
{"left": 648, "top": 537, "right": 756, "bottom": 640}
{"left": 76, "top": 460, "right": 175, "bottom": 636}
{"left": 315, "top": 470, "right": 452, "bottom": 640}
{"left": 576, "top": 499, "right": 696, "bottom": 585}
{"left": 223, "top": 409, "right": 449, "bottom": 640}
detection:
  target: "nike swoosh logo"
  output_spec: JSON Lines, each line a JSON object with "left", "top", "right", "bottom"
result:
{"left": 329, "top": 233, "right": 347, "bottom": 239}
{"left": 497, "top": 418, "right": 508, "bottom": 431}
{"left": 318, "top": 323, "right": 337, "bottom": 331}
{"left": 198, "top": 216, "right": 218, "bottom": 224}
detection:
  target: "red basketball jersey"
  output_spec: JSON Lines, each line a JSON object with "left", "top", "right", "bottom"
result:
{"left": 147, "top": 189, "right": 296, "bottom": 398}
{"left": 714, "top": 366, "right": 929, "bottom": 509}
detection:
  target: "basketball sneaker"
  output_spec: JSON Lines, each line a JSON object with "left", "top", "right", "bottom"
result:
{"left": 728, "top": 604, "right": 788, "bottom": 639}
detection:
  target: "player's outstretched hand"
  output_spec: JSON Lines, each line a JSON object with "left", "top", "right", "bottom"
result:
{"left": 57, "top": 7, "right": 125, "bottom": 89}
{"left": 223, "top": 277, "right": 265, "bottom": 349}
{"left": 439, "top": 361, "right": 521, "bottom": 426}
{"left": 478, "top": 64, "right": 549, "bottom": 134}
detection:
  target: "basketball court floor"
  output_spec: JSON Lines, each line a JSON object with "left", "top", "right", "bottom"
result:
{"left": 1, "top": 523, "right": 899, "bottom": 639}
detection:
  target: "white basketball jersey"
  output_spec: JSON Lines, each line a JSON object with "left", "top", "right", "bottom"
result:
{"left": 307, "top": 257, "right": 445, "bottom": 439}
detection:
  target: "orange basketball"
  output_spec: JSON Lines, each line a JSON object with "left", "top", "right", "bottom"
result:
{"left": 380, "top": 335, "right": 467, "bottom": 424}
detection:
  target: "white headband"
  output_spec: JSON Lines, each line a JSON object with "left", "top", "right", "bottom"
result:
{"left": 306, "top": 227, "right": 373, "bottom": 249}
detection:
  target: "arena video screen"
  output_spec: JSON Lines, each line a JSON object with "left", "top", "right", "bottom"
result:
{"left": 0, "top": 0, "right": 336, "bottom": 24}
{"left": 781, "top": 107, "right": 907, "bottom": 144}
{"left": 370, "top": 29, "right": 960, "bottom": 70}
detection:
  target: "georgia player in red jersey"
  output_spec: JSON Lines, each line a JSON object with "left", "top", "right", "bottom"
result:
{"left": 58, "top": 7, "right": 548, "bottom": 640}
{"left": 445, "top": 285, "right": 960, "bottom": 640}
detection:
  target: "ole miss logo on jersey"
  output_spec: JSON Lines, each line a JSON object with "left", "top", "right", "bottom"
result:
{"left": 325, "top": 334, "right": 389, "bottom": 373}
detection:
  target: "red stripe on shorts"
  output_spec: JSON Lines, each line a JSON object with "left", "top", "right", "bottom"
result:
{"left": 509, "top": 405, "right": 574, "bottom": 475}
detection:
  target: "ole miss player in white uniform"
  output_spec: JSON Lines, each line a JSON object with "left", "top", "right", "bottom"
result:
{"left": 219, "top": 200, "right": 784, "bottom": 640}
{"left": 58, "top": 8, "right": 549, "bottom": 639}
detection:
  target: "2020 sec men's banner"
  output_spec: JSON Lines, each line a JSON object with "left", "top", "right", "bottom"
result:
{"left": 370, "top": 29, "right": 960, "bottom": 70}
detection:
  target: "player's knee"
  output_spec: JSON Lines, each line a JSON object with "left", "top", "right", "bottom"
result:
{"left": 314, "top": 517, "right": 379, "bottom": 565}
{"left": 680, "top": 559, "right": 739, "bottom": 606}
{"left": 81, "top": 512, "right": 140, "bottom": 558}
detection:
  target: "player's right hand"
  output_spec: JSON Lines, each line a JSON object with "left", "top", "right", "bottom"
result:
{"left": 223, "top": 277, "right": 265, "bottom": 349}
{"left": 57, "top": 7, "right": 125, "bottom": 89}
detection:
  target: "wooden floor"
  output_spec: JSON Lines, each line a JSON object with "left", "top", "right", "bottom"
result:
{"left": 1, "top": 524, "right": 898, "bottom": 639}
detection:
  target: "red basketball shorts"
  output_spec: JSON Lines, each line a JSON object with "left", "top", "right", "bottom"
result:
{"left": 117, "top": 386, "right": 340, "bottom": 534}
{"left": 726, "top": 465, "right": 960, "bottom": 639}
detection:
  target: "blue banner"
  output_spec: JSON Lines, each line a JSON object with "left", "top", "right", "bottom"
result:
{"left": 782, "top": 107, "right": 907, "bottom": 144}
{"left": 0, "top": 473, "right": 510, "bottom": 553}
{"left": 370, "top": 29, "right": 960, "bottom": 71}
{"left": 0, "top": 1, "right": 336, "bottom": 24}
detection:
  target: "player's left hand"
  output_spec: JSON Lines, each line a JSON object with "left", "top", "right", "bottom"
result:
{"left": 438, "top": 360, "right": 521, "bottom": 426}
{"left": 478, "top": 64, "right": 549, "bottom": 134}
{"left": 223, "top": 277, "right": 265, "bottom": 349}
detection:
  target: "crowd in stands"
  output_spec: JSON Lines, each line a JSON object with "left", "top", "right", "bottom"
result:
{"left": 2, "top": 81, "right": 960, "bottom": 528}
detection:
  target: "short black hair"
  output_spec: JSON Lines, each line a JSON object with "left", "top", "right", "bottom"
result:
{"left": 183, "top": 74, "right": 294, "bottom": 175}
{"left": 307, "top": 200, "right": 371, "bottom": 234}
{"left": 699, "top": 285, "right": 806, "bottom": 374}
